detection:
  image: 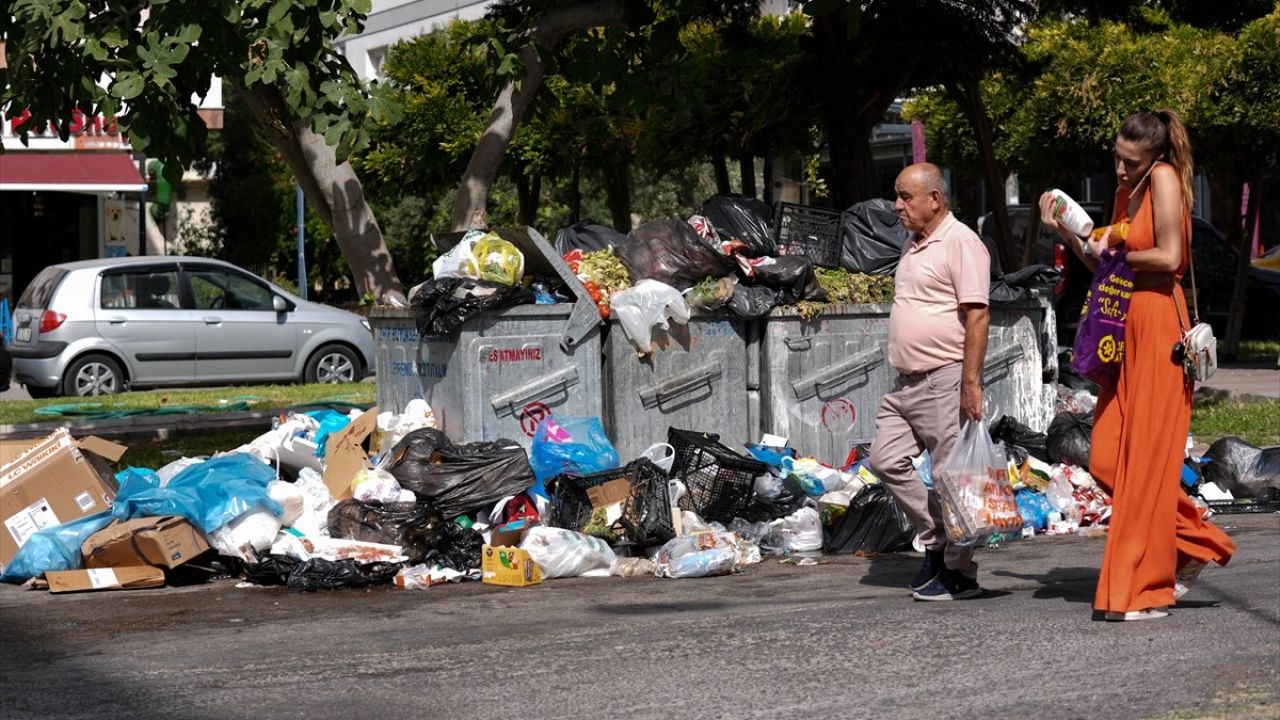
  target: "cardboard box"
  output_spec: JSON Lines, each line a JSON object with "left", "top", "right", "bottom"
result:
{"left": 481, "top": 545, "right": 543, "bottom": 587}
{"left": 82, "top": 515, "right": 211, "bottom": 570}
{"left": 45, "top": 566, "right": 166, "bottom": 593}
{"left": 0, "top": 438, "right": 39, "bottom": 467}
{"left": 321, "top": 406, "right": 378, "bottom": 501}
{"left": 0, "top": 429, "right": 125, "bottom": 568}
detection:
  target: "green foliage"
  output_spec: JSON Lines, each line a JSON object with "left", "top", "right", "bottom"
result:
{"left": 1, "top": 0, "right": 400, "bottom": 182}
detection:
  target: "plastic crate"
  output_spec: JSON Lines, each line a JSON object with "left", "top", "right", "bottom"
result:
{"left": 668, "top": 427, "right": 769, "bottom": 523}
{"left": 546, "top": 460, "right": 675, "bottom": 546}
{"left": 773, "top": 202, "right": 842, "bottom": 268}
{"left": 1205, "top": 488, "right": 1280, "bottom": 515}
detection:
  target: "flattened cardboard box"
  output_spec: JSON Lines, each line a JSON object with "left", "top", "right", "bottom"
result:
{"left": 481, "top": 545, "right": 543, "bottom": 587}
{"left": 0, "top": 428, "right": 125, "bottom": 568}
{"left": 45, "top": 566, "right": 166, "bottom": 593}
{"left": 322, "top": 406, "right": 378, "bottom": 501}
{"left": 82, "top": 515, "right": 210, "bottom": 570}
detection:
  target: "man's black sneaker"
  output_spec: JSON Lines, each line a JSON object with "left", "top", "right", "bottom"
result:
{"left": 912, "top": 569, "right": 982, "bottom": 602}
{"left": 909, "top": 550, "right": 945, "bottom": 592}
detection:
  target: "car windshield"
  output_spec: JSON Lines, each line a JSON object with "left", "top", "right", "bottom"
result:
{"left": 17, "top": 267, "right": 67, "bottom": 310}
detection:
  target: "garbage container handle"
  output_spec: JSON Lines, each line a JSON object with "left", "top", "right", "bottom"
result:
{"left": 982, "top": 343, "right": 1024, "bottom": 383}
{"left": 490, "top": 366, "right": 580, "bottom": 418}
{"left": 638, "top": 362, "right": 723, "bottom": 408}
{"left": 791, "top": 347, "right": 884, "bottom": 401}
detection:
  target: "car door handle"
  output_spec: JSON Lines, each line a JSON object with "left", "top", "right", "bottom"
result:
{"left": 108, "top": 316, "right": 127, "bottom": 325}
{"left": 204, "top": 317, "right": 223, "bottom": 325}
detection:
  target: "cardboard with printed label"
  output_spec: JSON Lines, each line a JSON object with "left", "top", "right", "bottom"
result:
{"left": 321, "top": 406, "right": 378, "bottom": 501}
{"left": 0, "top": 428, "right": 125, "bottom": 568}
{"left": 82, "top": 515, "right": 211, "bottom": 570}
{"left": 481, "top": 544, "right": 543, "bottom": 587}
{"left": 45, "top": 566, "right": 166, "bottom": 593}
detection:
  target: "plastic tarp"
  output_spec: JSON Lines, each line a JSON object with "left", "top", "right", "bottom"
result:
{"left": 0, "top": 512, "right": 114, "bottom": 582}
{"left": 695, "top": 194, "right": 776, "bottom": 257}
{"left": 838, "top": 199, "right": 911, "bottom": 275}
{"left": 112, "top": 454, "right": 283, "bottom": 534}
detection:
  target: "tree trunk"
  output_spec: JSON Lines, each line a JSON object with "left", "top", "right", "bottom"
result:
{"left": 514, "top": 169, "right": 541, "bottom": 226}
{"left": 238, "top": 82, "right": 405, "bottom": 303}
{"left": 712, "top": 154, "right": 731, "bottom": 195}
{"left": 450, "top": 0, "right": 626, "bottom": 231}
{"left": 948, "top": 81, "right": 1017, "bottom": 274}
{"left": 739, "top": 153, "right": 756, "bottom": 198}
{"left": 602, "top": 159, "right": 632, "bottom": 233}
{"left": 762, "top": 155, "right": 775, "bottom": 207}
{"left": 570, "top": 162, "right": 581, "bottom": 224}
{"left": 1223, "top": 176, "right": 1263, "bottom": 357}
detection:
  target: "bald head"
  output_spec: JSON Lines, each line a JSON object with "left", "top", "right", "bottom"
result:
{"left": 894, "top": 163, "right": 950, "bottom": 234}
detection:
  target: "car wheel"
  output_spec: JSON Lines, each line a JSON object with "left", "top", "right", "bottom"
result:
{"left": 26, "top": 384, "right": 59, "bottom": 399}
{"left": 305, "top": 344, "right": 360, "bottom": 384}
{"left": 63, "top": 354, "right": 125, "bottom": 397}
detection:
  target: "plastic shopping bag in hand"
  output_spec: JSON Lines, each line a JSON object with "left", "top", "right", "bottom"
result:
{"left": 934, "top": 421, "right": 1023, "bottom": 543}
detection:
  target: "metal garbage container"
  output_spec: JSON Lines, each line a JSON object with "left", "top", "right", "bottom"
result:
{"left": 761, "top": 304, "right": 892, "bottom": 467}
{"left": 986, "top": 295, "right": 1057, "bottom": 433}
{"left": 371, "top": 227, "right": 603, "bottom": 447}
{"left": 603, "top": 315, "right": 760, "bottom": 461}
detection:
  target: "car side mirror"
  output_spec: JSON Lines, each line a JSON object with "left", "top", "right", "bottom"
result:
{"left": 273, "top": 295, "right": 288, "bottom": 313}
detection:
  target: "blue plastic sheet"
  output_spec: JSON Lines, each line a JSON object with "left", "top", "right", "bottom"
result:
{"left": 529, "top": 416, "right": 620, "bottom": 483}
{"left": 112, "top": 453, "right": 282, "bottom": 533}
{"left": 0, "top": 511, "right": 114, "bottom": 583}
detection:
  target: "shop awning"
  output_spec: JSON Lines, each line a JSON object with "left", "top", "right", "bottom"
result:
{"left": 0, "top": 153, "right": 148, "bottom": 193}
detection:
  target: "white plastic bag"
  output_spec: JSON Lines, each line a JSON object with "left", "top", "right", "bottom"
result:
{"left": 352, "top": 467, "right": 403, "bottom": 504}
{"left": 655, "top": 531, "right": 742, "bottom": 578}
{"left": 609, "top": 279, "right": 691, "bottom": 354}
{"left": 519, "top": 527, "right": 617, "bottom": 578}
{"left": 762, "top": 507, "right": 822, "bottom": 555}
{"left": 377, "top": 398, "right": 437, "bottom": 452}
{"left": 209, "top": 504, "right": 284, "bottom": 559}
{"left": 268, "top": 479, "right": 305, "bottom": 527}
{"left": 640, "top": 442, "right": 676, "bottom": 474}
{"left": 156, "top": 457, "right": 206, "bottom": 486}
{"left": 935, "top": 421, "right": 1023, "bottom": 543}
{"left": 290, "top": 467, "right": 337, "bottom": 538}
{"left": 431, "top": 229, "right": 485, "bottom": 279}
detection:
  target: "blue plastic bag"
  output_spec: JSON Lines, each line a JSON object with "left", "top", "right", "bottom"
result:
{"left": 1016, "top": 488, "right": 1053, "bottom": 531}
{"left": 0, "top": 511, "right": 114, "bottom": 583}
{"left": 529, "top": 416, "right": 621, "bottom": 483}
{"left": 112, "top": 453, "right": 282, "bottom": 533}
{"left": 309, "top": 410, "right": 352, "bottom": 459}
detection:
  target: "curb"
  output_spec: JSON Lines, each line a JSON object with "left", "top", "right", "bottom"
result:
{"left": 0, "top": 409, "right": 282, "bottom": 442}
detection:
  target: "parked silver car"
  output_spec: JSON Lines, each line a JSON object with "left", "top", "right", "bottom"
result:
{"left": 9, "top": 256, "right": 376, "bottom": 398}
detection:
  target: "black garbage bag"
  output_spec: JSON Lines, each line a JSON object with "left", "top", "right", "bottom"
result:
{"left": 823, "top": 484, "right": 915, "bottom": 554}
{"left": 748, "top": 256, "right": 827, "bottom": 304}
{"left": 739, "top": 488, "right": 807, "bottom": 523}
{"left": 1201, "top": 437, "right": 1280, "bottom": 499}
{"left": 838, "top": 199, "right": 911, "bottom": 275}
{"left": 422, "top": 522, "right": 485, "bottom": 571}
{"left": 243, "top": 554, "right": 298, "bottom": 586}
{"left": 990, "top": 264, "right": 1063, "bottom": 305}
{"left": 1057, "top": 351, "right": 1102, "bottom": 394}
{"left": 553, "top": 221, "right": 627, "bottom": 254}
{"left": 990, "top": 415, "right": 1050, "bottom": 464}
{"left": 726, "top": 284, "right": 779, "bottom": 319}
{"left": 616, "top": 219, "right": 738, "bottom": 290}
{"left": 285, "top": 558, "right": 401, "bottom": 592}
{"left": 327, "top": 500, "right": 447, "bottom": 563}
{"left": 696, "top": 194, "right": 776, "bottom": 257}
{"left": 1046, "top": 411, "right": 1094, "bottom": 469}
{"left": 390, "top": 428, "right": 452, "bottom": 465}
{"left": 388, "top": 439, "right": 535, "bottom": 518}
{"left": 412, "top": 277, "right": 537, "bottom": 339}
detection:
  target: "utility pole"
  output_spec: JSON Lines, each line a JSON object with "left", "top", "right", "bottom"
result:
{"left": 296, "top": 185, "right": 307, "bottom": 300}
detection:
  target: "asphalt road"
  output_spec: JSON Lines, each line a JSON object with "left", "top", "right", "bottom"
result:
{"left": 2, "top": 514, "right": 1277, "bottom": 720}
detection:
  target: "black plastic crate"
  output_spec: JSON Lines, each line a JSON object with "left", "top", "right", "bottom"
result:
{"left": 668, "top": 427, "right": 769, "bottom": 523}
{"left": 773, "top": 202, "right": 842, "bottom": 268}
{"left": 1205, "top": 488, "right": 1280, "bottom": 515}
{"left": 546, "top": 466, "right": 631, "bottom": 532}
{"left": 546, "top": 460, "right": 675, "bottom": 546}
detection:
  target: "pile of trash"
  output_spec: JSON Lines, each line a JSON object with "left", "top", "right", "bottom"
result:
{"left": 2, "top": 384, "right": 1275, "bottom": 594}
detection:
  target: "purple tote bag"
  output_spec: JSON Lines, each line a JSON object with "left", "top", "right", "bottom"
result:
{"left": 1071, "top": 247, "right": 1135, "bottom": 384}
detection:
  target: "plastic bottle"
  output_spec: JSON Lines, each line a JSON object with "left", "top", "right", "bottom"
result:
{"left": 1047, "top": 189, "right": 1095, "bottom": 236}
{"left": 1089, "top": 222, "right": 1130, "bottom": 244}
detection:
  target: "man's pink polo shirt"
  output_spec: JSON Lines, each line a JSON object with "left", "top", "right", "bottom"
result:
{"left": 887, "top": 211, "right": 991, "bottom": 375}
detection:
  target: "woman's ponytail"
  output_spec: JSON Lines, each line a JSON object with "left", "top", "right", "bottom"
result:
{"left": 1156, "top": 108, "right": 1195, "bottom": 212}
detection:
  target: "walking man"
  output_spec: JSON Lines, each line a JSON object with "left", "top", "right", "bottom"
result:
{"left": 870, "top": 162, "right": 991, "bottom": 601}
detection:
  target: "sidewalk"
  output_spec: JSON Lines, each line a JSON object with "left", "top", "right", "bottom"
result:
{"left": 1198, "top": 362, "right": 1280, "bottom": 400}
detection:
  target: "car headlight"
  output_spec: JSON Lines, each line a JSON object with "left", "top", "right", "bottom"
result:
{"left": 361, "top": 319, "right": 371, "bottom": 332}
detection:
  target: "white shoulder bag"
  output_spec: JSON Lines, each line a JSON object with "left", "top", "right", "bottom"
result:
{"left": 1176, "top": 249, "right": 1217, "bottom": 383}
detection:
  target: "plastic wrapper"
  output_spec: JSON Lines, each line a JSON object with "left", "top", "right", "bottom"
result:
{"left": 822, "top": 484, "right": 915, "bottom": 554}
{"left": 838, "top": 199, "right": 911, "bottom": 275}
{"left": 0, "top": 511, "right": 114, "bottom": 583}
{"left": 112, "top": 453, "right": 282, "bottom": 534}
{"left": 990, "top": 415, "right": 1050, "bottom": 465}
{"left": 695, "top": 194, "right": 776, "bottom": 257}
{"left": 519, "top": 527, "right": 617, "bottom": 578}
{"left": 387, "top": 433, "right": 535, "bottom": 518}
{"left": 529, "top": 416, "right": 621, "bottom": 484}
{"left": 1046, "top": 411, "right": 1094, "bottom": 469}
{"left": 554, "top": 222, "right": 626, "bottom": 254}
{"left": 1200, "top": 437, "right": 1280, "bottom": 499}
{"left": 471, "top": 233, "right": 525, "bottom": 286}
{"left": 935, "top": 422, "right": 1024, "bottom": 543}
{"left": 411, "top": 277, "right": 536, "bottom": 339}
{"left": 616, "top": 219, "right": 737, "bottom": 290}
{"left": 327, "top": 499, "right": 445, "bottom": 564}
{"left": 609, "top": 280, "right": 691, "bottom": 354}
{"left": 655, "top": 531, "right": 742, "bottom": 578}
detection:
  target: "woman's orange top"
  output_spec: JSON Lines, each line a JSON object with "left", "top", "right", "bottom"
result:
{"left": 1112, "top": 161, "right": 1191, "bottom": 281}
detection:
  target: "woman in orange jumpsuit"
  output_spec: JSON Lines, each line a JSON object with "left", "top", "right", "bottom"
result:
{"left": 1041, "top": 109, "right": 1235, "bottom": 622}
